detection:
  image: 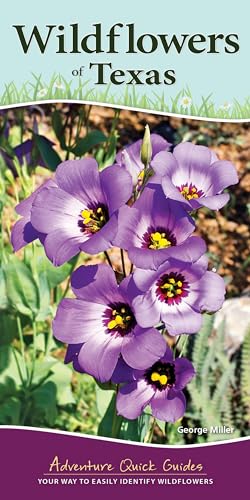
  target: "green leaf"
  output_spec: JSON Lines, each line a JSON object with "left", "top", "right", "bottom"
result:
{"left": 97, "top": 390, "right": 150, "bottom": 441}
{"left": 0, "top": 268, "right": 8, "bottom": 310}
{"left": 49, "top": 362, "right": 75, "bottom": 406}
{"left": 98, "top": 393, "right": 122, "bottom": 438}
{"left": 0, "top": 346, "right": 12, "bottom": 374}
{"left": 35, "top": 246, "right": 76, "bottom": 288}
{"left": 0, "top": 313, "right": 17, "bottom": 345}
{"left": 31, "top": 357, "right": 58, "bottom": 385}
{"left": 0, "top": 376, "right": 17, "bottom": 401}
{"left": 51, "top": 110, "right": 66, "bottom": 149}
{"left": 0, "top": 134, "right": 15, "bottom": 157}
{"left": 72, "top": 130, "right": 107, "bottom": 157}
{"left": 0, "top": 396, "right": 21, "bottom": 424}
{"left": 101, "top": 134, "right": 118, "bottom": 168}
{"left": 155, "top": 418, "right": 166, "bottom": 435}
{"left": 31, "top": 381, "right": 57, "bottom": 426}
{"left": 36, "top": 271, "right": 51, "bottom": 321}
{"left": 119, "top": 413, "right": 151, "bottom": 442}
{"left": 3, "top": 257, "right": 39, "bottom": 318}
{"left": 0, "top": 346, "right": 26, "bottom": 385}
{"left": 33, "top": 134, "right": 61, "bottom": 171}
{"left": 96, "top": 384, "right": 114, "bottom": 417}
{"left": 35, "top": 333, "right": 57, "bottom": 353}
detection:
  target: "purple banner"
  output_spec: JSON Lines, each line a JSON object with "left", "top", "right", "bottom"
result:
{"left": 1, "top": 428, "right": 249, "bottom": 499}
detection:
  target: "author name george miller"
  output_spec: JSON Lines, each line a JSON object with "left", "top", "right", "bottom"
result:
{"left": 177, "top": 425, "right": 235, "bottom": 435}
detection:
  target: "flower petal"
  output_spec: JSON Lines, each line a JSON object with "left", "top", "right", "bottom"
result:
{"left": 208, "top": 161, "right": 238, "bottom": 195}
{"left": 132, "top": 267, "right": 161, "bottom": 292}
{"left": 151, "top": 134, "right": 171, "bottom": 155}
{"left": 130, "top": 236, "right": 206, "bottom": 271}
{"left": 100, "top": 164, "right": 133, "bottom": 214}
{"left": 198, "top": 193, "right": 230, "bottom": 210}
{"left": 173, "top": 142, "right": 212, "bottom": 176}
{"left": 112, "top": 357, "right": 136, "bottom": 384}
{"left": 53, "top": 298, "right": 106, "bottom": 344}
{"left": 43, "top": 229, "right": 84, "bottom": 266}
{"left": 121, "top": 326, "right": 166, "bottom": 370}
{"left": 55, "top": 158, "right": 104, "bottom": 206}
{"left": 117, "top": 379, "right": 154, "bottom": 419}
{"left": 78, "top": 332, "right": 123, "bottom": 382}
{"left": 11, "top": 218, "right": 40, "bottom": 251}
{"left": 112, "top": 205, "right": 141, "bottom": 249}
{"left": 161, "top": 300, "right": 202, "bottom": 335}
{"left": 15, "top": 179, "right": 56, "bottom": 216}
{"left": 174, "top": 357, "right": 196, "bottom": 390}
{"left": 161, "top": 176, "right": 192, "bottom": 210}
{"left": 79, "top": 213, "right": 118, "bottom": 255}
{"left": 31, "top": 187, "right": 83, "bottom": 233}
{"left": 64, "top": 344, "right": 85, "bottom": 373}
{"left": 150, "top": 388, "right": 186, "bottom": 422}
{"left": 71, "top": 264, "right": 120, "bottom": 304}
{"left": 161, "top": 347, "right": 174, "bottom": 363}
{"left": 133, "top": 289, "right": 162, "bottom": 328}
{"left": 187, "top": 271, "right": 226, "bottom": 312}
{"left": 164, "top": 236, "right": 206, "bottom": 264}
{"left": 151, "top": 151, "right": 178, "bottom": 177}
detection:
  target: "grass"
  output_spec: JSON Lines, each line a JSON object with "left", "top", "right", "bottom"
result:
{"left": 0, "top": 73, "right": 250, "bottom": 119}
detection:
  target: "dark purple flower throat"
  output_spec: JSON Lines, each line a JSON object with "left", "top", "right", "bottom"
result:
{"left": 145, "top": 361, "right": 176, "bottom": 391}
{"left": 156, "top": 272, "right": 189, "bottom": 305}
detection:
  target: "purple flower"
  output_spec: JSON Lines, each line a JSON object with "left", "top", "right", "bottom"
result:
{"left": 11, "top": 179, "right": 56, "bottom": 251}
{"left": 116, "top": 134, "right": 170, "bottom": 188}
{"left": 151, "top": 142, "right": 238, "bottom": 210}
{"left": 64, "top": 344, "right": 85, "bottom": 373}
{"left": 114, "top": 183, "right": 206, "bottom": 270}
{"left": 14, "top": 137, "right": 56, "bottom": 168}
{"left": 30, "top": 158, "right": 133, "bottom": 266}
{"left": 1, "top": 137, "right": 56, "bottom": 176}
{"left": 115, "top": 348, "right": 195, "bottom": 422}
{"left": 53, "top": 264, "right": 166, "bottom": 382}
{"left": 132, "top": 255, "right": 226, "bottom": 335}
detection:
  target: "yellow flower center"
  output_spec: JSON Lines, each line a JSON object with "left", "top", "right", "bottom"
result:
{"left": 180, "top": 186, "right": 199, "bottom": 201}
{"left": 151, "top": 372, "right": 168, "bottom": 385}
{"left": 81, "top": 206, "right": 107, "bottom": 233}
{"left": 160, "top": 277, "right": 183, "bottom": 298}
{"left": 145, "top": 361, "right": 176, "bottom": 390}
{"left": 108, "top": 307, "right": 133, "bottom": 331}
{"left": 149, "top": 231, "right": 172, "bottom": 250}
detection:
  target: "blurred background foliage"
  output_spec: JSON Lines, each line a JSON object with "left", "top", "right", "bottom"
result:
{"left": 0, "top": 103, "right": 249, "bottom": 443}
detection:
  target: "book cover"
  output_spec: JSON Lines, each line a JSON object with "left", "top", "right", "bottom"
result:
{"left": 0, "top": 1, "right": 249, "bottom": 498}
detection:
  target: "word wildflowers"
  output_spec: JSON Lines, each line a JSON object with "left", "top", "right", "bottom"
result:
{"left": 11, "top": 127, "right": 238, "bottom": 428}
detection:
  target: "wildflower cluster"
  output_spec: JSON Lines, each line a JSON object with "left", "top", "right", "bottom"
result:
{"left": 11, "top": 127, "right": 238, "bottom": 424}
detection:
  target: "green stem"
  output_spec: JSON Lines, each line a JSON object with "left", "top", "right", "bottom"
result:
{"left": 179, "top": 335, "right": 189, "bottom": 358}
{"left": 45, "top": 324, "right": 53, "bottom": 357}
{"left": 61, "top": 279, "right": 70, "bottom": 301}
{"left": 16, "top": 316, "right": 29, "bottom": 382}
{"left": 104, "top": 251, "right": 113, "bottom": 269}
{"left": 146, "top": 417, "right": 156, "bottom": 443}
{"left": 61, "top": 255, "right": 80, "bottom": 300}
{"left": 12, "top": 347, "right": 25, "bottom": 387}
{"left": 111, "top": 410, "right": 121, "bottom": 438}
{"left": 173, "top": 336, "right": 181, "bottom": 357}
{"left": 120, "top": 249, "right": 126, "bottom": 277}
{"left": 111, "top": 386, "right": 122, "bottom": 438}
{"left": 29, "top": 320, "right": 37, "bottom": 387}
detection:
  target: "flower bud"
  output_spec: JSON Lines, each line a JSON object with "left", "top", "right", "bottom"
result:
{"left": 140, "top": 125, "right": 152, "bottom": 168}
